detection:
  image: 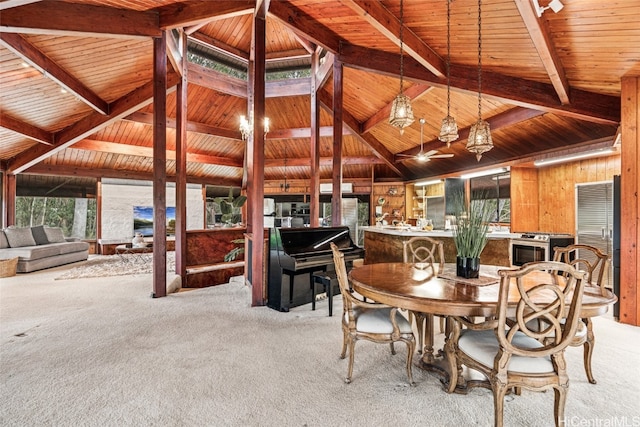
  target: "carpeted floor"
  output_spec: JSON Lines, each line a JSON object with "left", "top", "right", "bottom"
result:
{"left": 1, "top": 264, "right": 639, "bottom": 426}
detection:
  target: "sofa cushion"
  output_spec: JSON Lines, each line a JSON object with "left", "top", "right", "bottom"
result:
{"left": 31, "top": 225, "right": 50, "bottom": 245}
{"left": 44, "top": 227, "right": 66, "bottom": 243}
{"left": 0, "top": 244, "right": 61, "bottom": 260}
{"left": 55, "top": 241, "right": 90, "bottom": 255}
{"left": 4, "top": 227, "right": 37, "bottom": 248}
{"left": 0, "top": 231, "right": 8, "bottom": 249}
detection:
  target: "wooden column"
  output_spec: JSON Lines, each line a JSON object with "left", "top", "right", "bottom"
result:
{"left": 175, "top": 30, "right": 188, "bottom": 286}
{"left": 152, "top": 32, "right": 167, "bottom": 298}
{"left": 4, "top": 173, "right": 16, "bottom": 227}
{"left": 309, "top": 48, "right": 320, "bottom": 227}
{"left": 331, "top": 59, "right": 343, "bottom": 226}
{"left": 249, "top": 2, "right": 267, "bottom": 306}
{"left": 620, "top": 76, "right": 640, "bottom": 325}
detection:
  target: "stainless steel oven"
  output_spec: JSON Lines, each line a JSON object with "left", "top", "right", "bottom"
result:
{"left": 511, "top": 233, "right": 574, "bottom": 266}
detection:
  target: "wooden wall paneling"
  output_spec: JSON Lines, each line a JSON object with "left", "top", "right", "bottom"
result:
{"left": 509, "top": 166, "right": 539, "bottom": 232}
{"left": 620, "top": 76, "right": 639, "bottom": 326}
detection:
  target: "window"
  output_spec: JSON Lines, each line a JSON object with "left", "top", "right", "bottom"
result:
{"left": 470, "top": 172, "right": 510, "bottom": 223}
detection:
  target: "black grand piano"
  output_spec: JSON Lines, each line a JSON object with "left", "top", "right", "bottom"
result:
{"left": 268, "top": 226, "right": 364, "bottom": 312}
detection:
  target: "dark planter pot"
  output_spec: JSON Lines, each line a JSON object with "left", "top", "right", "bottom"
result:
{"left": 456, "top": 256, "right": 480, "bottom": 279}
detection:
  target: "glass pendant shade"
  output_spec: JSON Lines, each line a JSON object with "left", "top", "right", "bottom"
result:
{"left": 389, "top": 93, "right": 415, "bottom": 135}
{"left": 438, "top": 115, "right": 459, "bottom": 147}
{"left": 466, "top": 119, "right": 493, "bottom": 161}
{"left": 239, "top": 112, "right": 270, "bottom": 141}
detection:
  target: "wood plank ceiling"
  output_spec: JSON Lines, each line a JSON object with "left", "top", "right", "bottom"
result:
{"left": 0, "top": 0, "right": 635, "bottom": 191}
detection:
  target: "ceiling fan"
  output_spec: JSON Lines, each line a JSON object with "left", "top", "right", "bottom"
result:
{"left": 397, "top": 118, "right": 454, "bottom": 162}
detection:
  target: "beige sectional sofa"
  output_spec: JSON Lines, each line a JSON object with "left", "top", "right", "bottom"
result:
{"left": 0, "top": 226, "right": 89, "bottom": 273}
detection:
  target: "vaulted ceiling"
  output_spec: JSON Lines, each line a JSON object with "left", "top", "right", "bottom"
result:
{"left": 1, "top": 0, "right": 636, "bottom": 190}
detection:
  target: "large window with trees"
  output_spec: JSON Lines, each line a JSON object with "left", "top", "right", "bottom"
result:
{"left": 470, "top": 171, "right": 511, "bottom": 224}
{"left": 15, "top": 175, "right": 97, "bottom": 239}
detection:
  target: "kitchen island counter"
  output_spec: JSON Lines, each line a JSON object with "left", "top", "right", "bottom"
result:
{"left": 362, "top": 226, "right": 517, "bottom": 266}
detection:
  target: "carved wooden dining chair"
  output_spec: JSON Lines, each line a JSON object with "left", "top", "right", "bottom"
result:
{"left": 330, "top": 242, "right": 416, "bottom": 385}
{"left": 446, "top": 261, "right": 586, "bottom": 427}
{"left": 402, "top": 236, "right": 446, "bottom": 352}
{"left": 553, "top": 243, "right": 610, "bottom": 384}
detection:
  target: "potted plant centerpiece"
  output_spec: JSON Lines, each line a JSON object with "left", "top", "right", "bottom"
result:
{"left": 451, "top": 190, "right": 495, "bottom": 278}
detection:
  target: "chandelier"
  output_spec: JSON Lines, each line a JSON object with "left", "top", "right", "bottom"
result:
{"left": 239, "top": 112, "right": 270, "bottom": 141}
{"left": 280, "top": 145, "right": 290, "bottom": 192}
{"left": 438, "top": 0, "right": 459, "bottom": 147}
{"left": 388, "top": 0, "right": 414, "bottom": 135}
{"left": 466, "top": 0, "right": 493, "bottom": 161}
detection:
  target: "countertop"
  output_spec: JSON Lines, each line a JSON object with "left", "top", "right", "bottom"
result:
{"left": 361, "top": 226, "right": 520, "bottom": 239}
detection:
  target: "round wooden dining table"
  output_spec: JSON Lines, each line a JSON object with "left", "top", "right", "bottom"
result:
{"left": 348, "top": 262, "right": 618, "bottom": 389}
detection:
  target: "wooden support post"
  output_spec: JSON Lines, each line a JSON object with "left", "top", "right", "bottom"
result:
{"left": 619, "top": 76, "right": 640, "bottom": 325}
{"left": 152, "top": 32, "right": 167, "bottom": 298}
{"left": 331, "top": 59, "right": 343, "bottom": 226}
{"left": 309, "top": 48, "right": 321, "bottom": 227}
{"left": 175, "top": 30, "right": 188, "bottom": 286}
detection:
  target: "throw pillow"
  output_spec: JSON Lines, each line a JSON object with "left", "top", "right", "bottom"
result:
{"left": 44, "top": 227, "right": 66, "bottom": 243}
{"left": 0, "top": 230, "right": 9, "bottom": 249}
{"left": 31, "top": 225, "right": 50, "bottom": 245}
{"left": 4, "top": 227, "right": 37, "bottom": 248}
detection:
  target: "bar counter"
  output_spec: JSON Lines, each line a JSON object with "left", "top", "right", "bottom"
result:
{"left": 362, "top": 226, "right": 520, "bottom": 267}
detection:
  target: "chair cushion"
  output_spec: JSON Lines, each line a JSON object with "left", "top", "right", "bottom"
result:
{"left": 349, "top": 307, "right": 413, "bottom": 334}
{"left": 4, "top": 227, "right": 37, "bottom": 248}
{"left": 458, "top": 329, "right": 554, "bottom": 374}
{"left": 0, "top": 231, "right": 8, "bottom": 249}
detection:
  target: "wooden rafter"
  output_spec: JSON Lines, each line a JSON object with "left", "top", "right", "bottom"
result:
{"left": 396, "top": 107, "right": 547, "bottom": 159}
{"left": 0, "top": 0, "right": 42, "bottom": 11}
{"left": 514, "top": 0, "right": 570, "bottom": 105}
{"left": 362, "top": 84, "right": 433, "bottom": 134}
{"left": 318, "top": 88, "right": 410, "bottom": 178}
{"left": 0, "top": 33, "right": 109, "bottom": 114}
{"left": 7, "top": 73, "right": 181, "bottom": 174}
{"left": 339, "top": 0, "right": 445, "bottom": 78}
{"left": 158, "top": 0, "right": 254, "bottom": 30}
{"left": 338, "top": 43, "right": 620, "bottom": 125}
{"left": 0, "top": 2, "right": 160, "bottom": 38}
{"left": 0, "top": 113, "right": 53, "bottom": 145}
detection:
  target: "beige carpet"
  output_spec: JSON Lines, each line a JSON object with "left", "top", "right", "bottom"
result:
{"left": 1, "top": 265, "right": 639, "bottom": 426}
{"left": 55, "top": 253, "right": 176, "bottom": 280}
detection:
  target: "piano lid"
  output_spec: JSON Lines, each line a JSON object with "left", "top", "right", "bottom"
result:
{"left": 277, "top": 226, "right": 358, "bottom": 257}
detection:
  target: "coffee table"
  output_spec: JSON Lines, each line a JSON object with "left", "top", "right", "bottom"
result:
{"left": 115, "top": 244, "right": 153, "bottom": 264}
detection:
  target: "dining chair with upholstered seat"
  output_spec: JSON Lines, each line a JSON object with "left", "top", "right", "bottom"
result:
{"left": 330, "top": 242, "right": 416, "bottom": 385}
{"left": 553, "top": 243, "right": 610, "bottom": 384}
{"left": 446, "top": 261, "right": 586, "bottom": 427}
{"left": 402, "top": 236, "right": 446, "bottom": 352}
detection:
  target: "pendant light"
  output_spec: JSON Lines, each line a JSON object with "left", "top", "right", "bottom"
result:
{"left": 466, "top": 0, "right": 493, "bottom": 161}
{"left": 280, "top": 144, "right": 290, "bottom": 192}
{"left": 388, "top": 0, "right": 414, "bottom": 135}
{"left": 438, "top": 0, "right": 459, "bottom": 147}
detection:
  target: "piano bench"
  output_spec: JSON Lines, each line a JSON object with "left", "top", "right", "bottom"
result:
{"left": 312, "top": 271, "right": 338, "bottom": 316}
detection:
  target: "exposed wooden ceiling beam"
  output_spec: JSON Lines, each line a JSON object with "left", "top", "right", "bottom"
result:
{"left": 72, "top": 139, "right": 244, "bottom": 168}
{"left": 25, "top": 164, "right": 240, "bottom": 187}
{"left": 396, "top": 107, "right": 547, "bottom": 159}
{"left": 0, "top": 2, "right": 160, "bottom": 38}
{"left": 339, "top": 0, "right": 445, "bottom": 78}
{"left": 0, "top": 113, "right": 53, "bottom": 145}
{"left": 187, "top": 62, "right": 311, "bottom": 98}
{"left": 318, "top": 88, "right": 410, "bottom": 178}
{"left": 268, "top": 1, "right": 342, "bottom": 53}
{"left": 158, "top": 0, "right": 254, "bottom": 30}
{"left": 0, "top": 0, "right": 42, "bottom": 11}
{"left": 123, "top": 112, "right": 242, "bottom": 141}
{"left": 0, "top": 33, "right": 109, "bottom": 115}
{"left": 267, "top": 126, "right": 350, "bottom": 140}
{"left": 514, "top": 0, "right": 570, "bottom": 105}
{"left": 7, "top": 73, "right": 181, "bottom": 174}
{"left": 338, "top": 43, "right": 620, "bottom": 125}
{"left": 189, "top": 31, "right": 250, "bottom": 62}
{"left": 362, "top": 84, "right": 432, "bottom": 134}
{"left": 265, "top": 156, "right": 384, "bottom": 167}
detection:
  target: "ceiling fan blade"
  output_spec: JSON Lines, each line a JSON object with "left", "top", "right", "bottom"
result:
{"left": 428, "top": 154, "right": 455, "bottom": 159}
{"left": 423, "top": 149, "right": 439, "bottom": 157}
